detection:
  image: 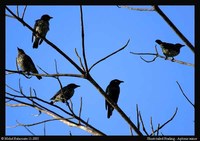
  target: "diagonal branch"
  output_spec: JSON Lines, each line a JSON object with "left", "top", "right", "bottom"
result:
{"left": 176, "top": 81, "right": 195, "bottom": 108}
{"left": 87, "top": 75, "right": 143, "bottom": 136}
{"left": 5, "top": 6, "right": 84, "bottom": 75}
{"left": 150, "top": 107, "right": 178, "bottom": 136}
{"left": 153, "top": 5, "right": 194, "bottom": 53}
{"left": 6, "top": 96, "right": 106, "bottom": 136}
{"left": 89, "top": 39, "right": 130, "bottom": 71}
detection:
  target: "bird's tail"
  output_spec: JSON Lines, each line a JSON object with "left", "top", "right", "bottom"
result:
{"left": 107, "top": 107, "right": 113, "bottom": 119}
{"left": 36, "top": 75, "right": 42, "bottom": 80}
{"left": 33, "top": 38, "right": 39, "bottom": 48}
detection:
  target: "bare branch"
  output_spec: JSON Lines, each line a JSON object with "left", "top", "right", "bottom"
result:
{"left": 153, "top": 5, "right": 194, "bottom": 53}
{"left": 6, "top": 69, "right": 83, "bottom": 78}
{"left": 80, "top": 5, "right": 89, "bottom": 73}
{"left": 139, "top": 111, "right": 149, "bottom": 136}
{"left": 87, "top": 75, "right": 143, "bottom": 136}
{"left": 22, "top": 6, "right": 27, "bottom": 20}
{"left": 5, "top": 14, "right": 16, "bottom": 19}
{"left": 6, "top": 96, "right": 105, "bottom": 136}
{"left": 150, "top": 117, "right": 154, "bottom": 136}
{"left": 150, "top": 107, "right": 178, "bottom": 136}
{"left": 75, "top": 48, "right": 85, "bottom": 72}
{"left": 89, "top": 39, "right": 130, "bottom": 71}
{"left": 157, "top": 124, "right": 160, "bottom": 136}
{"left": 176, "top": 81, "right": 194, "bottom": 108}
{"left": 6, "top": 6, "right": 85, "bottom": 74}
{"left": 130, "top": 48, "right": 194, "bottom": 67}
{"left": 118, "top": 5, "right": 155, "bottom": 11}
{"left": 136, "top": 104, "right": 140, "bottom": 130}
{"left": 16, "top": 5, "right": 19, "bottom": 17}
{"left": 78, "top": 97, "right": 83, "bottom": 124}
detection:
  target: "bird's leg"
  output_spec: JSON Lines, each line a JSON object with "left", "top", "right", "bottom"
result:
{"left": 165, "top": 56, "right": 168, "bottom": 60}
{"left": 171, "top": 57, "right": 175, "bottom": 62}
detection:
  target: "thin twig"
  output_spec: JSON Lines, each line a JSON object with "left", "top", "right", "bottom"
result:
{"left": 157, "top": 124, "right": 160, "bottom": 136}
{"left": 130, "top": 50, "right": 194, "bottom": 67}
{"left": 6, "top": 6, "right": 85, "bottom": 74}
{"left": 16, "top": 5, "right": 19, "bottom": 17}
{"left": 78, "top": 97, "right": 83, "bottom": 124}
{"left": 118, "top": 5, "right": 155, "bottom": 11}
{"left": 22, "top": 5, "right": 27, "bottom": 20}
{"left": 75, "top": 48, "right": 85, "bottom": 72}
{"left": 136, "top": 104, "right": 140, "bottom": 130}
{"left": 139, "top": 111, "right": 149, "bottom": 136}
{"left": 5, "top": 14, "right": 16, "bottom": 19}
{"left": 150, "top": 117, "right": 154, "bottom": 136}
{"left": 176, "top": 81, "right": 194, "bottom": 108}
{"left": 89, "top": 39, "right": 130, "bottom": 71}
{"left": 150, "top": 107, "right": 178, "bottom": 136}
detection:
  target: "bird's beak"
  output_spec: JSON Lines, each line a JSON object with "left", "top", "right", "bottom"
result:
{"left": 50, "top": 17, "right": 53, "bottom": 19}
{"left": 76, "top": 85, "right": 80, "bottom": 88}
{"left": 120, "top": 80, "right": 124, "bottom": 83}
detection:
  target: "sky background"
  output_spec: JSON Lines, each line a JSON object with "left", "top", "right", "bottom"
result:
{"left": 5, "top": 5, "right": 194, "bottom": 136}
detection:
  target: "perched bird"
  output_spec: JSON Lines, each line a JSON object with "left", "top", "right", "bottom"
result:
{"left": 50, "top": 83, "right": 80, "bottom": 104}
{"left": 155, "top": 39, "right": 184, "bottom": 60}
{"left": 105, "top": 79, "right": 124, "bottom": 119}
{"left": 17, "top": 47, "right": 42, "bottom": 80}
{"left": 32, "top": 14, "right": 53, "bottom": 48}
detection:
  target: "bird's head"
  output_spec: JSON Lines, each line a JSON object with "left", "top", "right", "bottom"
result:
{"left": 155, "top": 39, "right": 162, "bottom": 44}
{"left": 175, "top": 43, "right": 185, "bottom": 49}
{"left": 110, "top": 79, "right": 124, "bottom": 85}
{"left": 68, "top": 83, "right": 80, "bottom": 89}
{"left": 17, "top": 47, "right": 25, "bottom": 54}
{"left": 41, "top": 14, "right": 53, "bottom": 21}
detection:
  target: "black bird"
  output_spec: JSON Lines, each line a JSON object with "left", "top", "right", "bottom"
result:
{"left": 50, "top": 83, "right": 80, "bottom": 104}
{"left": 155, "top": 39, "right": 184, "bottom": 61}
{"left": 105, "top": 79, "right": 124, "bottom": 119}
{"left": 32, "top": 14, "right": 53, "bottom": 48}
{"left": 17, "top": 47, "right": 42, "bottom": 80}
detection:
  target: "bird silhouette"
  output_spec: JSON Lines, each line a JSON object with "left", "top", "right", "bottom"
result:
{"left": 17, "top": 47, "right": 42, "bottom": 80}
{"left": 105, "top": 79, "right": 123, "bottom": 118}
{"left": 155, "top": 39, "right": 184, "bottom": 61}
{"left": 32, "top": 14, "right": 53, "bottom": 48}
{"left": 50, "top": 83, "right": 80, "bottom": 104}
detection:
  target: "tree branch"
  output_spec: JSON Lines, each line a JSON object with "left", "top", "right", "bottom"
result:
{"left": 150, "top": 107, "right": 178, "bottom": 136}
{"left": 80, "top": 5, "right": 89, "bottom": 73}
{"left": 153, "top": 5, "right": 194, "bottom": 53}
{"left": 5, "top": 6, "right": 85, "bottom": 75}
{"left": 89, "top": 39, "right": 130, "bottom": 71}
{"left": 118, "top": 5, "right": 155, "bottom": 11}
{"left": 130, "top": 47, "right": 194, "bottom": 67}
{"left": 176, "top": 81, "right": 195, "bottom": 108}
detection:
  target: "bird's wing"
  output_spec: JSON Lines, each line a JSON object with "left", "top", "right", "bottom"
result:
{"left": 26, "top": 55, "right": 39, "bottom": 74}
{"left": 32, "top": 19, "right": 39, "bottom": 42}
{"left": 105, "top": 85, "right": 109, "bottom": 110}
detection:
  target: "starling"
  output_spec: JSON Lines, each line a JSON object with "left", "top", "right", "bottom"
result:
{"left": 105, "top": 79, "right": 124, "bottom": 119}
{"left": 17, "top": 47, "right": 42, "bottom": 80}
{"left": 50, "top": 83, "right": 80, "bottom": 104}
{"left": 155, "top": 39, "right": 184, "bottom": 60}
{"left": 32, "top": 14, "right": 53, "bottom": 48}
